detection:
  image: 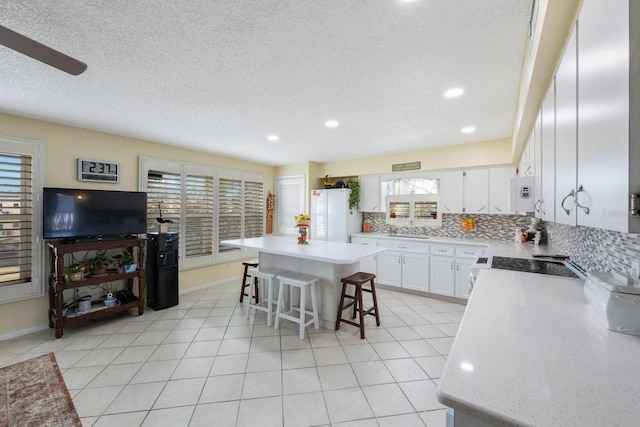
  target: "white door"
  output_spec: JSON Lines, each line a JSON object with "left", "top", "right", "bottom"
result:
{"left": 377, "top": 250, "right": 402, "bottom": 287}
{"left": 540, "top": 81, "right": 556, "bottom": 222}
{"left": 429, "top": 255, "right": 454, "bottom": 296}
{"left": 440, "top": 171, "right": 463, "bottom": 214}
{"left": 554, "top": 25, "right": 578, "bottom": 225}
{"left": 463, "top": 169, "right": 489, "bottom": 214}
{"left": 275, "top": 175, "right": 305, "bottom": 236}
{"left": 402, "top": 253, "right": 429, "bottom": 292}
{"left": 454, "top": 258, "right": 474, "bottom": 299}
{"left": 489, "top": 167, "right": 516, "bottom": 214}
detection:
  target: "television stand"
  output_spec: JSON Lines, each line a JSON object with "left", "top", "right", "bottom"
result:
{"left": 47, "top": 237, "right": 146, "bottom": 338}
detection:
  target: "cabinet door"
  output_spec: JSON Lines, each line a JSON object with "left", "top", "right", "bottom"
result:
{"left": 358, "top": 175, "right": 381, "bottom": 212}
{"left": 402, "top": 253, "right": 429, "bottom": 292}
{"left": 440, "top": 171, "right": 464, "bottom": 214}
{"left": 429, "top": 255, "right": 454, "bottom": 296}
{"left": 577, "top": 0, "right": 630, "bottom": 232}
{"left": 533, "top": 109, "right": 543, "bottom": 219}
{"left": 555, "top": 25, "right": 578, "bottom": 225}
{"left": 540, "top": 81, "right": 556, "bottom": 222}
{"left": 377, "top": 250, "right": 402, "bottom": 287}
{"left": 351, "top": 237, "right": 378, "bottom": 275}
{"left": 463, "top": 169, "right": 489, "bottom": 213}
{"left": 488, "top": 167, "right": 516, "bottom": 214}
{"left": 454, "top": 258, "right": 474, "bottom": 299}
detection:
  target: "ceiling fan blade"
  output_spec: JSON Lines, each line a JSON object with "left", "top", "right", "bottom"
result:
{"left": 0, "top": 24, "right": 87, "bottom": 75}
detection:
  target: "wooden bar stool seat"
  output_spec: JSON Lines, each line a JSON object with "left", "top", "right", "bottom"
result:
{"left": 335, "top": 272, "right": 381, "bottom": 339}
{"left": 239, "top": 260, "right": 259, "bottom": 303}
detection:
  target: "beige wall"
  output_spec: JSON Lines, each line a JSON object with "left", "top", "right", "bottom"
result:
{"left": 319, "top": 138, "right": 514, "bottom": 179}
{"left": 0, "top": 112, "right": 276, "bottom": 337}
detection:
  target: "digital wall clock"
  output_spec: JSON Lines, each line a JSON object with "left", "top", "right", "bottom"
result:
{"left": 77, "top": 158, "right": 120, "bottom": 183}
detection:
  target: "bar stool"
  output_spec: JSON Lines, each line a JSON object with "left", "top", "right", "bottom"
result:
{"left": 335, "top": 272, "right": 381, "bottom": 339}
{"left": 239, "top": 260, "right": 259, "bottom": 303}
{"left": 274, "top": 272, "right": 320, "bottom": 339}
{"left": 246, "top": 266, "right": 284, "bottom": 326}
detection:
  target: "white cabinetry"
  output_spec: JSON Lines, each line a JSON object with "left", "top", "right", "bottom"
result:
{"left": 540, "top": 80, "right": 556, "bottom": 222}
{"left": 489, "top": 167, "right": 516, "bottom": 214}
{"left": 575, "top": 0, "right": 640, "bottom": 233}
{"left": 350, "top": 236, "right": 378, "bottom": 275}
{"left": 463, "top": 169, "right": 489, "bottom": 213}
{"left": 440, "top": 171, "right": 464, "bottom": 214}
{"left": 376, "top": 239, "right": 429, "bottom": 292}
{"left": 358, "top": 175, "right": 381, "bottom": 212}
{"left": 555, "top": 25, "right": 578, "bottom": 225}
{"left": 533, "top": 109, "right": 543, "bottom": 219}
{"left": 429, "top": 244, "right": 485, "bottom": 299}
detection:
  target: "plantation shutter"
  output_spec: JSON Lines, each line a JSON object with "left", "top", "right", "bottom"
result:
{"left": 185, "top": 174, "right": 214, "bottom": 257}
{"left": 244, "top": 180, "right": 264, "bottom": 238}
{"left": 218, "top": 178, "right": 242, "bottom": 252}
{"left": 0, "top": 153, "right": 32, "bottom": 286}
{"left": 146, "top": 171, "right": 181, "bottom": 234}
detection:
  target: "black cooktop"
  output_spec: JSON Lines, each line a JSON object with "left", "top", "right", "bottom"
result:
{"left": 491, "top": 256, "right": 580, "bottom": 278}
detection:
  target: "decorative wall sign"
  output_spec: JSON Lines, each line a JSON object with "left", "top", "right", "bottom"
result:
{"left": 392, "top": 161, "right": 421, "bottom": 172}
{"left": 77, "top": 158, "right": 120, "bottom": 183}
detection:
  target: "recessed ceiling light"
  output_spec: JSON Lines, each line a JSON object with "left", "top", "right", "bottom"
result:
{"left": 325, "top": 120, "right": 339, "bottom": 128}
{"left": 461, "top": 127, "right": 476, "bottom": 133}
{"left": 444, "top": 88, "right": 464, "bottom": 98}
{"left": 267, "top": 135, "right": 279, "bottom": 141}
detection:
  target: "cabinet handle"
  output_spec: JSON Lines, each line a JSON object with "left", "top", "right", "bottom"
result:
{"left": 478, "top": 205, "right": 486, "bottom": 212}
{"left": 444, "top": 205, "right": 451, "bottom": 212}
{"left": 493, "top": 205, "right": 502, "bottom": 212}
{"left": 534, "top": 199, "right": 542, "bottom": 214}
{"left": 402, "top": 256, "right": 406, "bottom": 264}
{"left": 574, "top": 185, "right": 590, "bottom": 215}
{"left": 561, "top": 189, "right": 575, "bottom": 215}
{"left": 450, "top": 262, "right": 454, "bottom": 270}
{"left": 456, "top": 262, "right": 459, "bottom": 271}
{"left": 398, "top": 256, "right": 401, "bottom": 264}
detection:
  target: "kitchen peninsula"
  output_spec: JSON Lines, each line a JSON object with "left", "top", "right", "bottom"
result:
{"left": 220, "top": 236, "right": 384, "bottom": 328}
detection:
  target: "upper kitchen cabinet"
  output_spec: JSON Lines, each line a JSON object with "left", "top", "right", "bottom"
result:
{"left": 358, "top": 175, "right": 381, "bottom": 212}
{"left": 488, "top": 167, "right": 516, "bottom": 214}
{"left": 463, "top": 169, "right": 489, "bottom": 214}
{"left": 555, "top": 25, "right": 578, "bottom": 225}
{"left": 540, "top": 79, "right": 556, "bottom": 223}
{"left": 440, "top": 171, "right": 464, "bottom": 214}
{"left": 575, "top": 0, "right": 640, "bottom": 233}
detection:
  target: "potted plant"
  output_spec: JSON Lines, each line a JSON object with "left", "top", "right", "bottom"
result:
{"left": 88, "top": 255, "right": 113, "bottom": 276}
{"left": 63, "top": 264, "right": 86, "bottom": 282}
{"left": 113, "top": 250, "right": 135, "bottom": 274}
{"left": 345, "top": 178, "right": 360, "bottom": 213}
{"left": 156, "top": 201, "right": 173, "bottom": 233}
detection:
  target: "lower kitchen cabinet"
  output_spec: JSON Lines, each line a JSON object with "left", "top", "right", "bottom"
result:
{"left": 351, "top": 236, "right": 378, "bottom": 276}
{"left": 376, "top": 240, "right": 429, "bottom": 292}
{"left": 430, "top": 244, "right": 485, "bottom": 299}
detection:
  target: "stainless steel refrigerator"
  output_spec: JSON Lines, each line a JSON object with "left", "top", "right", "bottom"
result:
{"left": 310, "top": 188, "right": 362, "bottom": 243}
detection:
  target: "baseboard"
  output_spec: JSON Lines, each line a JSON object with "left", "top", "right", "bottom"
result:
{"left": 0, "top": 323, "right": 50, "bottom": 342}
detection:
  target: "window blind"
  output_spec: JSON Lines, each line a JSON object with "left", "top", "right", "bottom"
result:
{"left": 218, "top": 178, "right": 242, "bottom": 252}
{"left": 146, "top": 171, "right": 181, "bottom": 233}
{"left": 185, "top": 174, "right": 214, "bottom": 257}
{"left": 0, "top": 153, "right": 32, "bottom": 287}
{"left": 244, "top": 180, "right": 264, "bottom": 238}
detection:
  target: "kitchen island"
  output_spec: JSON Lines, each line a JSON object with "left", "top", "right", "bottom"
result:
{"left": 221, "top": 236, "right": 384, "bottom": 329}
{"left": 437, "top": 268, "right": 640, "bottom": 426}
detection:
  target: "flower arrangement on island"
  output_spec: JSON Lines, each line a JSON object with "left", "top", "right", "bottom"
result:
{"left": 295, "top": 214, "right": 310, "bottom": 244}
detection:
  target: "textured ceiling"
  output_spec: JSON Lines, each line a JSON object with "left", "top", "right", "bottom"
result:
{"left": 0, "top": 1, "right": 532, "bottom": 166}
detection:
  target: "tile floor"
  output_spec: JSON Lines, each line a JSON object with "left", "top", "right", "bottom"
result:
{"left": 0, "top": 281, "right": 465, "bottom": 427}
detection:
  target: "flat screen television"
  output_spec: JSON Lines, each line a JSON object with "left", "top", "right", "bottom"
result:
{"left": 43, "top": 188, "right": 147, "bottom": 240}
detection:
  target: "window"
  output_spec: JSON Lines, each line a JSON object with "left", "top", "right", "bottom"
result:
{"left": 0, "top": 137, "right": 43, "bottom": 304}
{"left": 140, "top": 157, "right": 264, "bottom": 267}
{"left": 275, "top": 175, "right": 305, "bottom": 236}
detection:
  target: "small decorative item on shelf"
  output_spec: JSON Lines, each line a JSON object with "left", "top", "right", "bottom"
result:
{"left": 156, "top": 201, "right": 173, "bottom": 233}
{"left": 295, "top": 213, "right": 310, "bottom": 244}
{"left": 461, "top": 217, "right": 476, "bottom": 232}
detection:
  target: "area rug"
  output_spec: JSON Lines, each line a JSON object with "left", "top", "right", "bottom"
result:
{"left": 0, "top": 352, "right": 81, "bottom": 427}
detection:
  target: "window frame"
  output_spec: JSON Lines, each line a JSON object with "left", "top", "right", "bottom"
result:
{"left": 0, "top": 136, "right": 44, "bottom": 304}
{"left": 140, "top": 157, "right": 264, "bottom": 269}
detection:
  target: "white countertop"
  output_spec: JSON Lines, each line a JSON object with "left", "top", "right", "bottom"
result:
{"left": 221, "top": 236, "right": 384, "bottom": 264}
{"left": 437, "top": 268, "right": 640, "bottom": 426}
{"left": 351, "top": 233, "right": 553, "bottom": 259}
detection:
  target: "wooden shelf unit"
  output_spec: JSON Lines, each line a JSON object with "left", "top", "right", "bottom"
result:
{"left": 47, "top": 237, "right": 146, "bottom": 338}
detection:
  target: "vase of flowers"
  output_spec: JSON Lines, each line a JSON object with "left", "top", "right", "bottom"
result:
{"left": 295, "top": 214, "right": 310, "bottom": 244}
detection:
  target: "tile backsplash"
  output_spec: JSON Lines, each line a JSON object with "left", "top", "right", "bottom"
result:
{"left": 362, "top": 212, "right": 640, "bottom": 276}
